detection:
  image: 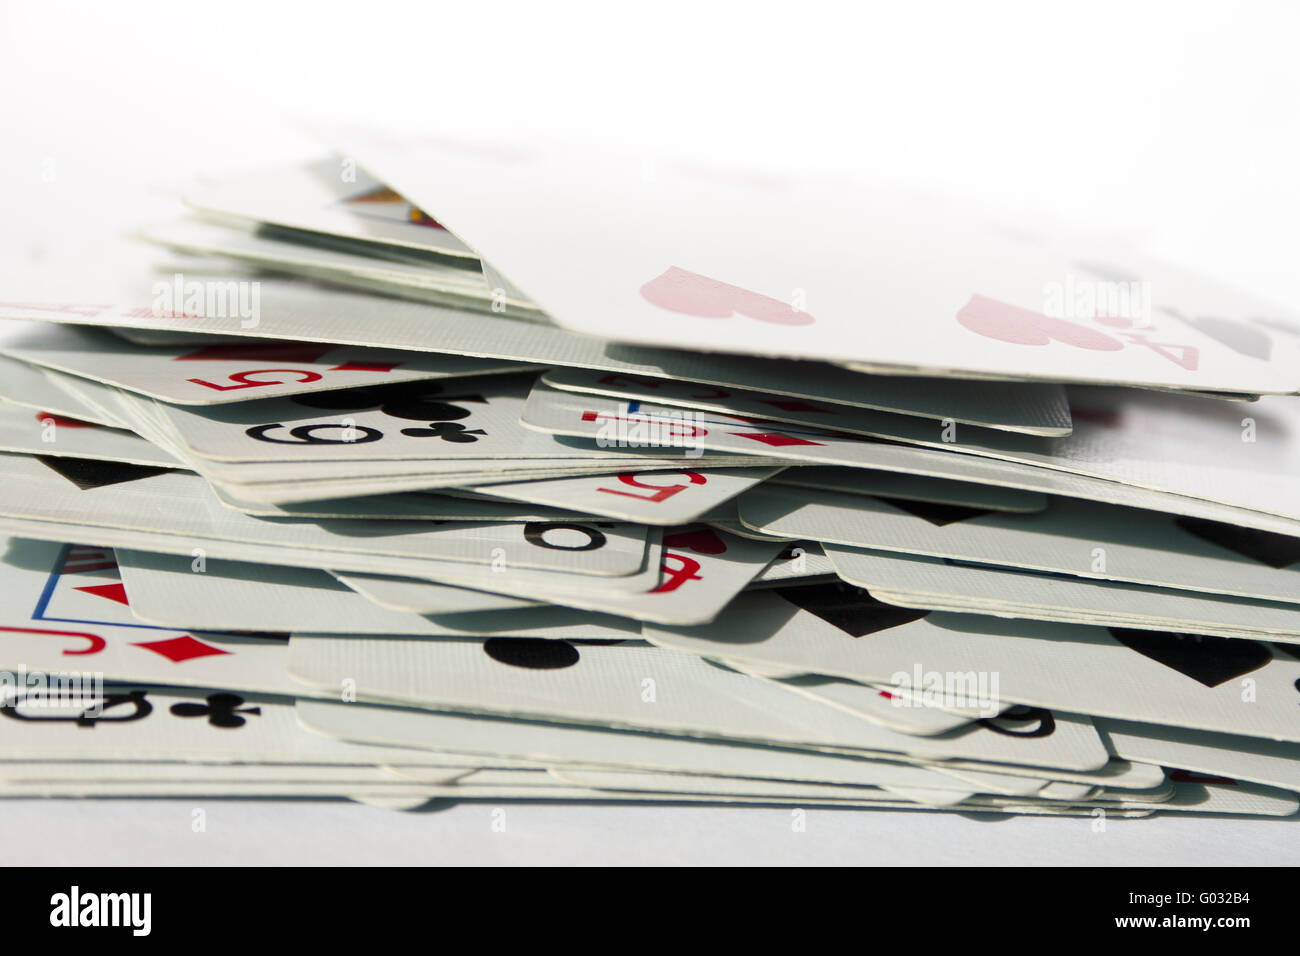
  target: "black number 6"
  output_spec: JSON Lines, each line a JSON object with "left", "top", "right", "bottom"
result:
{"left": 246, "top": 423, "right": 384, "bottom": 445}
{"left": 523, "top": 522, "right": 608, "bottom": 552}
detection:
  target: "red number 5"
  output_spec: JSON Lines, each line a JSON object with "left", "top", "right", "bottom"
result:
{"left": 597, "top": 471, "right": 707, "bottom": 503}
{"left": 187, "top": 369, "right": 325, "bottom": 392}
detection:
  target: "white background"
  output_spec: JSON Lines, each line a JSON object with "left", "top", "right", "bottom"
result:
{"left": 0, "top": 0, "right": 1298, "bottom": 864}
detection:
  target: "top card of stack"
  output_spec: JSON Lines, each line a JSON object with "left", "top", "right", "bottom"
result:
{"left": 286, "top": 127, "right": 1298, "bottom": 394}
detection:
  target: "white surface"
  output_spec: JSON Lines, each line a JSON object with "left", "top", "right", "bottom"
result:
{"left": 4, "top": 799, "right": 1298, "bottom": 866}
{"left": 1, "top": 0, "right": 1298, "bottom": 864}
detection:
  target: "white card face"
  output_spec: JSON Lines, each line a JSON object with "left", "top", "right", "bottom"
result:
{"left": 521, "top": 382, "right": 1080, "bottom": 483}
{"left": 0, "top": 682, "right": 435, "bottom": 764}
{"left": 936, "top": 386, "right": 1300, "bottom": 522}
{"left": 298, "top": 699, "right": 1009, "bottom": 790}
{"left": 980, "top": 777, "right": 1297, "bottom": 816}
{"left": 461, "top": 466, "right": 783, "bottom": 526}
{"left": 332, "top": 128, "right": 1300, "bottom": 393}
{"left": 0, "top": 512, "right": 654, "bottom": 601}
{"left": 559, "top": 525, "right": 785, "bottom": 625}
{"left": 212, "top": 486, "right": 585, "bottom": 522}
{"left": 0, "top": 537, "right": 298, "bottom": 695}
{"left": 287, "top": 635, "right": 1109, "bottom": 770}
{"left": 148, "top": 373, "right": 706, "bottom": 464}
{"left": 541, "top": 367, "right": 1075, "bottom": 448}
{"left": 332, "top": 528, "right": 662, "bottom": 612}
{"left": 546, "top": 768, "right": 976, "bottom": 804}
{"left": 0, "top": 763, "right": 464, "bottom": 786}
{"left": 145, "top": 217, "right": 486, "bottom": 286}
{"left": 642, "top": 585, "right": 1300, "bottom": 743}
{"left": 140, "top": 218, "right": 545, "bottom": 318}
{"left": 748, "top": 542, "right": 836, "bottom": 585}
{"left": 139, "top": 215, "right": 508, "bottom": 295}
{"left": 191, "top": 453, "right": 756, "bottom": 490}
{"left": 0, "top": 777, "right": 458, "bottom": 800}
{"left": 1098, "top": 719, "right": 1300, "bottom": 793}
{"left": 114, "top": 550, "right": 542, "bottom": 632}
{"left": 208, "top": 461, "right": 760, "bottom": 507}
{"left": 740, "top": 484, "right": 1300, "bottom": 604}
{"left": 409, "top": 524, "right": 778, "bottom": 625}
{"left": 524, "top": 381, "right": 1300, "bottom": 532}
{"left": 738, "top": 671, "right": 979, "bottom": 737}
{"left": 826, "top": 545, "right": 1300, "bottom": 642}
{"left": 340, "top": 525, "right": 775, "bottom": 626}
{"left": 409, "top": 769, "right": 960, "bottom": 806}
{"left": 0, "top": 320, "right": 532, "bottom": 405}
{"left": 184, "top": 157, "right": 479, "bottom": 259}
{"left": 769, "top": 466, "right": 1048, "bottom": 513}
{"left": 68, "top": 368, "right": 770, "bottom": 494}
{"left": 0, "top": 354, "right": 122, "bottom": 426}
{"left": 0, "top": 402, "right": 180, "bottom": 468}
{"left": 0, "top": 247, "right": 1073, "bottom": 436}
{"left": 542, "top": 366, "right": 1072, "bottom": 439}
{"left": 0, "top": 451, "right": 651, "bottom": 576}
{"left": 118, "top": 550, "right": 538, "bottom": 618}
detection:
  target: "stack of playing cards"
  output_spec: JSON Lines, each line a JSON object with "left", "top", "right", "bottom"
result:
{"left": 0, "top": 130, "right": 1299, "bottom": 818}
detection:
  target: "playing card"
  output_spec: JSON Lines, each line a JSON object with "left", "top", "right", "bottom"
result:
{"left": 770, "top": 466, "right": 1049, "bottom": 513}
{"left": 114, "top": 549, "right": 543, "bottom": 631}
{"left": 0, "top": 452, "right": 652, "bottom": 576}
{"left": 52, "top": 367, "right": 773, "bottom": 503}
{"left": 747, "top": 542, "right": 837, "bottom": 586}
{"left": 340, "top": 525, "right": 776, "bottom": 625}
{"left": 542, "top": 368, "right": 1072, "bottom": 438}
{"left": 520, "top": 383, "right": 1085, "bottom": 485}
{"left": 524, "top": 381, "right": 1300, "bottom": 535}
{"left": 920, "top": 385, "right": 1300, "bottom": 522}
{"left": 330, "top": 127, "right": 1300, "bottom": 393}
{"left": 825, "top": 545, "right": 1300, "bottom": 642}
{"left": 296, "top": 698, "right": 1071, "bottom": 790}
{"left": 0, "top": 537, "right": 299, "bottom": 695}
{"left": 184, "top": 156, "right": 479, "bottom": 260}
{"left": 457, "top": 466, "right": 785, "bottom": 526}
{"left": 144, "top": 373, "right": 722, "bottom": 464}
{"left": 739, "top": 484, "right": 1300, "bottom": 604}
{"left": 209, "top": 485, "right": 586, "bottom": 522}
{"left": 0, "top": 319, "right": 534, "bottom": 405}
{"left": 643, "top": 583, "right": 1300, "bottom": 743}
{"left": 701, "top": 503, "right": 801, "bottom": 542}
{"left": 1098, "top": 719, "right": 1300, "bottom": 792}
{"left": 286, "top": 635, "right": 1110, "bottom": 770}
{"left": 0, "top": 681, "right": 457, "bottom": 765}
{"left": 544, "top": 768, "right": 977, "bottom": 805}
{"left": 137, "top": 216, "right": 544, "bottom": 316}
{"left": 972, "top": 776, "right": 1298, "bottom": 816}
{"left": 0, "top": 250, "right": 1074, "bottom": 436}
{"left": 0, "top": 402, "right": 181, "bottom": 468}
{"left": 758, "top": 383, "right": 1300, "bottom": 525}
{"left": 0, "top": 353, "right": 123, "bottom": 426}
{"left": 734, "top": 671, "right": 982, "bottom": 736}
{"left": 211, "top": 464, "right": 758, "bottom": 507}
{"left": 541, "top": 367, "right": 1077, "bottom": 456}
{"left": 0, "top": 762, "right": 462, "bottom": 785}
{"left": 0, "top": 776, "right": 455, "bottom": 800}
